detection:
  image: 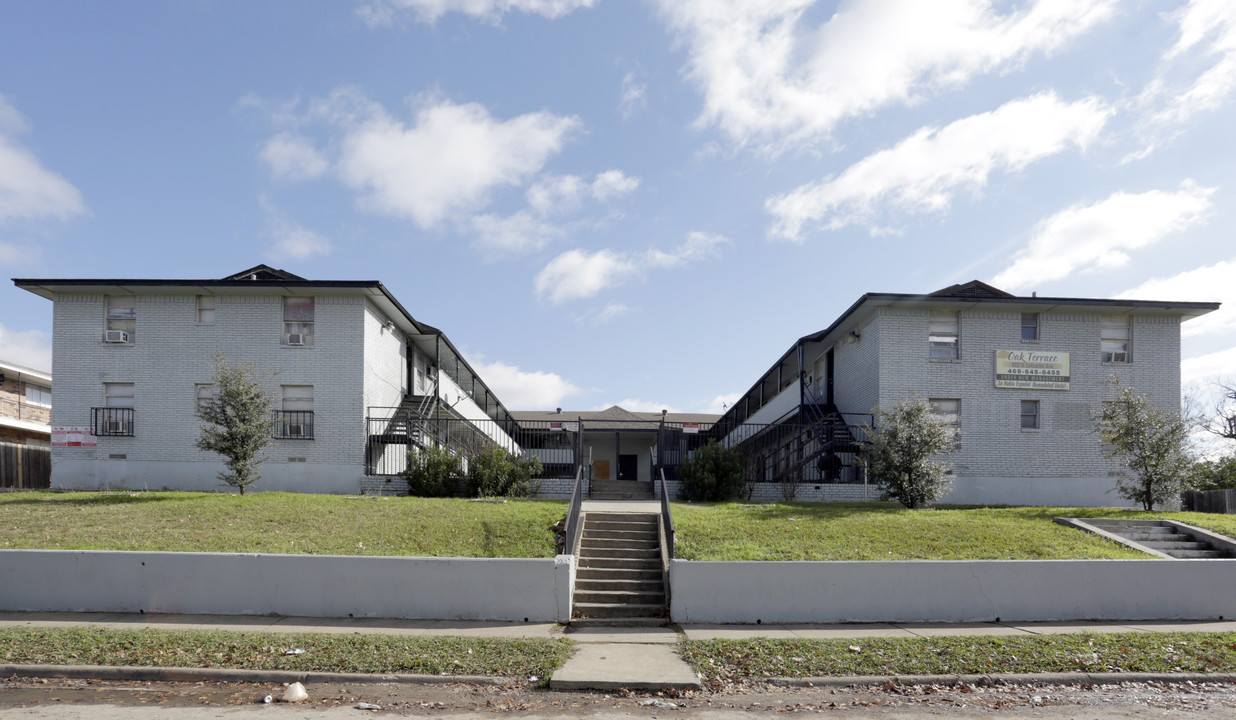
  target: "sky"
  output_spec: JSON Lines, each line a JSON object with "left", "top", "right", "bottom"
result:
{"left": 1, "top": 0, "right": 1234, "bottom": 416}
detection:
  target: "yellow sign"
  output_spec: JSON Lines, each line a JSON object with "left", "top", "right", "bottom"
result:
{"left": 995, "top": 350, "right": 1070, "bottom": 390}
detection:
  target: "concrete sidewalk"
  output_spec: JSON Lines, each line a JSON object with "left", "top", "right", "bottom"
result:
{"left": 5, "top": 612, "right": 1236, "bottom": 691}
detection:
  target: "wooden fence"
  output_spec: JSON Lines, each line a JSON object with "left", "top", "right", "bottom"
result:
{"left": 1180, "top": 489, "right": 1236, "bottom": 514}
{"left": 0, "top": 442, "right": 50, "bottom": 489}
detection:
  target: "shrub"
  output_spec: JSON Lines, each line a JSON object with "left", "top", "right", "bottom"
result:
{"left": 404, "top": 445, "right": 461, "bottom": 497}
{"left": 1091, "top": 379, "right": 1192, "bottom": 511}
{"left": 195, "top": 354, "right": 275, "bottom": 495}
{"left": 865, "top": 397, "right": 957, "bottom": 509}
{"left": 467, "top": 446, "right": 542, "bottom": 498}
{"left": 677, "top": 440, "right": 745, "bottom": 501}
{"left": 1189, "top": 454, "right": 1236, "bottom": 491}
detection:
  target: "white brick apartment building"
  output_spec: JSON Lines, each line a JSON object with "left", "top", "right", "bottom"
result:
{"left": 711, "top": 280, "right": 1220, "bottom": 507}
{"left": 14, "top": 265, "right": 519, "bottom": 494}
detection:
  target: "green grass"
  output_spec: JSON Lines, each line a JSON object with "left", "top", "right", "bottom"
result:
{"left": 670, "top": 502, "right": 1236, "bottom": 561}
{"left": 0, "top": 627, "right": 572, "bottom": 678}
{"left": 0, "top": 492, "right": 566, "bottom": 558}
{"left": 682, "top": 633, "right": 1236, "bottom": 684}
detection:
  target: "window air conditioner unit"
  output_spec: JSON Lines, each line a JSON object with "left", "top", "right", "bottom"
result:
{"left": 1111, "top": 352, "right": 1128, "bottom": 363}
{"left": 104, "top": 330, "right": 129, "bottom": 343}
{"left": 287, "top": 333, "right": 305, "bottom": 346}
{"left": 287, "top": 424, "right": 305, "bottom": 437}
{"left": 107, "top": 421, "right": 128, "bottom": 434}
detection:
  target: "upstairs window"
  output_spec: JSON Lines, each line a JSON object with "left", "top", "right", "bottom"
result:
{"left": 1021, "top": 313, "right": 1039, "bottom": 341}
{"left": 929, "top": 310, "right": 959, "bottom": 360}
{"left": 104, "top": 296, "right": 136, "bottom": 343}
{"left": 1101, "top": 316, "right": 1130, "bottom": 363}
{"left": 25, "top": 383, "right": 52, "bottom": 407}
{"left": 283, "top": 297, "right": 314, "bottom": 347}
{"left": 197, "top": 295, "right": 216, "bottom": 324}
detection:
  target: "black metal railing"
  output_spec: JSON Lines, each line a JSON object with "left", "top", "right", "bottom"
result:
{"left": 272, "top": 410, "right": 314, "bottom": 439}
{"left": 659, "top": 468, "right": 675, "bottom": 561}
{"left": 564, "top": 465, "right": 585, "bottom": 556}
{"left": 91, "top": 407, "right": 134, "bottom": 437}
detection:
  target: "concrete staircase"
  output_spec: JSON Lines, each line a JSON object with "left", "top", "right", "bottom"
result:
{"left": 1080, "top": 519, "right": 1235, "bottom": 559}
{"left": 589, "top": 479, "right": 654, "bottom": 500}
{"left": 572, "top": 512, "right": 667, "bottom": 625}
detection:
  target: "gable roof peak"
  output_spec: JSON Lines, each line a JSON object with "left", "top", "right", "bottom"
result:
{"left": 929, "top": 279, "right": 1014, "bottom": 299}
{"left": 223, "top": 264, "right": 307, "bottom": 282}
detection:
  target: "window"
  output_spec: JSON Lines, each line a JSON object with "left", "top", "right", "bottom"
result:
{"left": 283, "top": 297, "right": 314, "bottom": 346}
{"left": 24, "top": 383, "right": 51, "bottom": 408}
{"left": 1020, "top": 400, "right": 1040, "bottom": 429}
{"left": 96, "top": 382, "right": 135, "bottom": 436}
{"left": 104, "top": 295, "right": 136, "bottom": 342}
{"left": 278, "top": 385, "right": 314, "bottom": 439}
{"left": 195, "top": 383, "right": 214, "bottom": 411}
{"left": 196, "top": 295, "right": 215, "bottom": 324}
{"left": 930, "top": 398, "right": 961, "bottom": 447}
{"left": 1021, "top": 313, "right": 1039, "bottom": 341}
{"left": 1101, "top": 316, "right": 1130, "bottom": 363}
{"left": 929, "top": 310, "right": 959, "bottom": 359}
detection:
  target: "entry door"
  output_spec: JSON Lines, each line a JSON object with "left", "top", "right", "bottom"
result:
{"left": 593, "top": 459, "right": 610, "bottom": 481}
{"left": 618, "top": 454, "right": 638, "bottom": 481}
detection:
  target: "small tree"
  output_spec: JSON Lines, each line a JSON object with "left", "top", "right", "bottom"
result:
{"left": 1091, "top": 380, "right": 1192, "bottom": 511}
{"left": 1188, "top": 454, "right": 1236, "bottom": 491}
{"left": 403, "top": 445, "right": 462, "bottom": 497}
{"left": 865, "top": 397, "right": 957, "bottom": 509}
{"left": 1203, "top": 379, "right": 1236, "bottom": 442}
{"left": 196, "top": 354, "right": 275, "bottom": 494}
{"left": 467, "top": 446, "right": 542, "bottom": 498}
{"left": 677, "top": 440, "right": 745, "bottom": 501}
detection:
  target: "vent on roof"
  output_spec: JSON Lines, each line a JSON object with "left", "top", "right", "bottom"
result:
{"left": 929, "top": 280, "right": 1014, "bottom": 299}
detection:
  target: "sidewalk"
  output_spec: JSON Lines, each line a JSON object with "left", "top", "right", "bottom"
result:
{"left": 5, "top": 612, "right": 1235, "bottom": 691}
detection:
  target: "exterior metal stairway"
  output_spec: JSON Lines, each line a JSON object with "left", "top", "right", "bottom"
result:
{"left": 572, "top": 512, "right": 667, "bottom": 625}
{"left": 793, "top": 401, "right": 864, "bottom": 480}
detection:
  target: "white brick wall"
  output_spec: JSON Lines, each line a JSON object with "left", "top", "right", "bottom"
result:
{"left": 51, "top": 291, "right": 381, "bottom": 493}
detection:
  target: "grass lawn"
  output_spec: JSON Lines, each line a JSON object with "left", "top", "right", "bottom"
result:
{"left": 0, "top": 627, "right": 572, "bottom": 678}
{"left": 0, "top": 492, "right": 566, "bottom": 558}
{"left": 670, "top": 502, "right": 1236, "bottom": 561}
{"left": 681, "top": 633, "right": 1236, "bottom": 685}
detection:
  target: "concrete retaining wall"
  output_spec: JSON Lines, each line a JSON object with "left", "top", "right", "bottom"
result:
{"left": 0, "top": 550, "right": 575, "bottom": 623}
{"left": 670, "top": 559, "right": 1236, "bottom": 624}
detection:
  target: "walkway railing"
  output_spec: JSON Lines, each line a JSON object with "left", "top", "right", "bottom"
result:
{"left": 563, "top": 465, "right": 586, "bottom": 556}
{"left": 658, "top": 468, "right": 675, "bottom": 561}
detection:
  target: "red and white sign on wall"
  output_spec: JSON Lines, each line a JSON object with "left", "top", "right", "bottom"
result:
{"left": 52, "top": 427, "right": 96, "bottom": 447}
{"left": 683, "top": 422, "right": 700, "bottom": 434}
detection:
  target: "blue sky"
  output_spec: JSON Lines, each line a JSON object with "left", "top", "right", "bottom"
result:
{"left": 1, "top": 0, "right": 1234, "bottom": 414}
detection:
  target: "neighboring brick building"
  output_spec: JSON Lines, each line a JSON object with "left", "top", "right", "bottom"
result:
{"left": 14, "top": 265, "right": 518, "bottom": 493}
{"left": 711, "top": 281, "right": 1219, "bottom": 507}
{"left": 0, "top": 359, "right": 52, "bottom": 446}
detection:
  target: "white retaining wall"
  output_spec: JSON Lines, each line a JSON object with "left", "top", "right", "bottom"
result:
{"left": 0, "top": 550, "right": 576, "bottom": 623}
{"left": 669, "top": 559, "right": 1236, "bottom": 624}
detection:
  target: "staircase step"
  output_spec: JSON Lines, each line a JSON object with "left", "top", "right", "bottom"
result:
{"left": 576, "top": 567, "right": 663, "bottom": 581}
{"left": 573, "top": 589, "right": 666, "bottom": 605}
{"left": 1171, "top": 550, "right": 1232, "bottom": 559}
{"left": 576, "top": 578, "right": 664, "bottom": 593}
{"left": 579, "top": 546, "right": 661, "bottom": 560}
{"left": 573, "top": 602, "right": 667, "bottom": 619}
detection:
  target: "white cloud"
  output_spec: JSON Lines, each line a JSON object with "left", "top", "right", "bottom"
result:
{"left": 590, "top": 170, "right": 639, "bottom": 201}
{"left": 0, "top": 322, "right": 51, "bottom": 373}
{"left": 766, "top": 92, "right": 1112, "bottom": 240}
{"left": 358, "top": 0, "right": 596, "bottom": 26}
{"left": 620, "top": 72, "right": 646, "bottom": 119}
{"left": 535, "top": 232, "right": 731, "bottom": 303}
{"left": 1183, "top": 346, "right": 1236, "bottom": 385}
{"left": 593, "top": 302, "right": 629, "bottom": 324}
{"left": 645, "top": 231, "right": 730, "bottom": 268}
{"left": 1117, "top": 259, "right": 1236, "bottom": 339}
{"left": 261, "top": 199, "right": 332, "bottom": 261}
{"left": 470, "top": 359, "right": 582, "bottom": 409}
{"left": 1155, "top": 0, "right": 1236, "bottom": 126}
{"left": 656, "top": 0, "right": 1115, "bottom": 152}
{"left": 525, "top": 170, "right": 639, "bottom": 216}
{"left": 335, "top": 99, "right": 580, "bottom": 227}
{"left": 535, "top": 248, "right": 637, "bottom": 304}
{"left": 0, "top": 94, "right": 86, "bottom": 224}
{"left": 471, "top": 210, "right": 563, "bottom": 257}
{"left": 259, "top": 132, "right": 328, "bottom": 182}
{"left": 0, "top": 240, "right": 41, "bottom": 267}
{"left": 706, "top": 392, "right": 741, "bottom": 414}
{"left": 993, "top": 181, "right": 1215, "bottom": 291}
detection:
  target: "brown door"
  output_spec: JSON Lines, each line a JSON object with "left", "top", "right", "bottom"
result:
{"left": 593, "top": 459, "right": 610, "bottom": 480}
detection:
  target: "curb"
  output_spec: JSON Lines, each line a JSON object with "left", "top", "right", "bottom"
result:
{"left": 769, "top": 672, "right": 1236, "bottom": 688}
{"left": 0, "top": 664, "right": 512, "bottom": 686}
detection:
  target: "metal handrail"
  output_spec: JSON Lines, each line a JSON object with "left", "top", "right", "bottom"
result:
{"left": 659, "top": 468, "right": 675, "bottom": 561}
{"left": 563, "top": 465, "right": 585, "bottom": 556}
